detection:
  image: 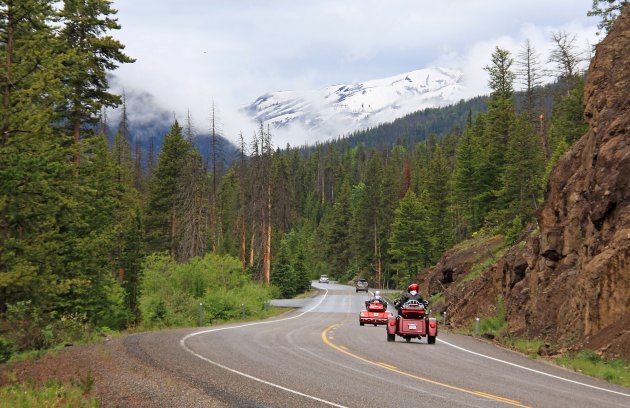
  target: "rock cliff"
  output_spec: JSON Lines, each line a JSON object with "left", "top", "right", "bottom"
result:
{"left": 424, "top": 7, "right": 630, "bottom": 359}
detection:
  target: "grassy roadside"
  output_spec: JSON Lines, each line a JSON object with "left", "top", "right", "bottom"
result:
{"left": 450, "top": 298, "right": 630, "bottom": 388}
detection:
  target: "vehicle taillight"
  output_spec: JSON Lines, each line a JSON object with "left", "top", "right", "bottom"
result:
{"left": 430, "top": 322, "right": 436, "bottom": 328}
{"left": 389, "top": 320, "right": 396, "bottom": 326}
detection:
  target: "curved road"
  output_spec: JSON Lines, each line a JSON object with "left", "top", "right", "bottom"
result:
{"left": 125, "top": 282, "right": 630, "bottom": 407}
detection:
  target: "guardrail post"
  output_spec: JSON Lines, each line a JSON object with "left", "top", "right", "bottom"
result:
{"left": 241, "top": 303, "right": 245, "bottom": 319}
{"left": 199, "top": 302, "right": 203, "bottom": 327}
{"left": 443, "top": 311, "right": 447, "bottom": 326}
{"left": 475, "top": 317, "right": 480, "bottom": 336}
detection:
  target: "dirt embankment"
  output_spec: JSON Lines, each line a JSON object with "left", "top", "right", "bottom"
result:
{"left": 422, "top": 7, "right": 630, "bottom": 360}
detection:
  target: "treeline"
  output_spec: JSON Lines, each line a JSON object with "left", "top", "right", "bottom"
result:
{"left": 1, "top": 0, "right": 594, "bottom": 357}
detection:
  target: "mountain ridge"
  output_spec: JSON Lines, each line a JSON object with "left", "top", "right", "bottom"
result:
{"left": 243, "top": 67, "right": 465, "bottom": 140}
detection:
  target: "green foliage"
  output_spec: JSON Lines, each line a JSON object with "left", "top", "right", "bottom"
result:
{"left": 0, "top": 379, "right": 99, "bottom": 408}
{"left": 557, "top": 350, "right": 630, "bottom": 387}
{"left": 587, "top": 0, "right": 629, "bottom": 35}
{"left": 139, "top": 253, "right": 278, "bottom": 328}
{"left": 472, "top": 296, "right": 507, "bottom": 335}
{"left": 0, "top": 336, "right": 15, "bottom": 363}
{"left": 503, "top": 337, "right": 546, "bottom": 358}
{"left": 145, "top": 121, "right": 192, "bottom": 255}
{"left": 388, "top": 190, "right": 428, "bottom": 283}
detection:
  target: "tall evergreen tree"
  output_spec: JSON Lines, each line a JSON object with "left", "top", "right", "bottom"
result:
{"left": 423, "top": 145, "right": 453, "bottom": 261}
{"left": 388, "top": 190, "right": 428, "bottom": 286}
{"left": 146, "top": 121, "right": 191, "bottom": 258}
{"left": 500, "top": 114, "right": 545, "bottom": 226}
{"left": 57, "top": 0, "right": 134, "bottom": 166}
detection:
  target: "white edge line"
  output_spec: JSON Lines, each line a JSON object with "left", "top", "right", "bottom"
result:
{"left": 438, "top": 338, "right": 630, "bottom": 398}
{"left": 180, "top": 289, "right": 348, "bottom": 408}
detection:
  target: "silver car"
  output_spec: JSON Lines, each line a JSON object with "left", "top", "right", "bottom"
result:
{"left": 355, "top": 278, "right": 368, "bottom": 293}
{"left": 319, "top": 274, "right": 329, "bottom": 283}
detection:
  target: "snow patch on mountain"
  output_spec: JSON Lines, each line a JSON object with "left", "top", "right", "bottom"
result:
{"left": 243, "top": 67, "right": 464, "bottom": 141}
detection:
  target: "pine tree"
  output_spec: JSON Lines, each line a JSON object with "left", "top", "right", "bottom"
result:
{"left": 177, "top": 148, "right": 210, "bottom": 262}
{"left": 500, "top": 114, "right": 545, "bottom": 226}
{"left": 0, "top": 0, "right": 72, "bottom": 312}
{"left": 57, "top": 0, "right": 134, "bottom": 167}
{"left": 120, "top": 209, "right": 145, "bottom": 323}
{"left": 423, "top": 145, "right": 453, "bottom": 261}
{"left": 388, "top": 190, "right": 428, "bottom": 286}
{"left": 270, "top": 240, "right": 295, "bottom": 297}
{"left": 587, "top": 0, "right": 628, "bottom": 35}
{"left": 146, "top": 121, "right": 191, "bottom": 258}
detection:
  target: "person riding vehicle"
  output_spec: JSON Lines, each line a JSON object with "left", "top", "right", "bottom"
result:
{"left": 394, "top": 283, "right": 427, "bottom": 314}
{"left": 364, "top": 290, "right": 387, "bottom": 309}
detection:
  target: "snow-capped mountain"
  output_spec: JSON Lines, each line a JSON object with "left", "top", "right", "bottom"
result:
{"left": 243, "top": 67, "right": 464, "bottom": 139}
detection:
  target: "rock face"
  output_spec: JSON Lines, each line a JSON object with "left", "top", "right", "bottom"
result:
{"left": 426, "top": 8, "right": 630, "bottom": 359}
{"left": 524, "top": 6, "right": 630, "bottom": 357}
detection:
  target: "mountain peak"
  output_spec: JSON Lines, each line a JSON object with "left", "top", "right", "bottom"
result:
{"left": 243, "top": 67, "right": 464, "bottom": 141}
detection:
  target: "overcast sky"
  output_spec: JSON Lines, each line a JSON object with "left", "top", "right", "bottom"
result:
{"left": 110, "top": 0, "right": 599, "bottom": 145}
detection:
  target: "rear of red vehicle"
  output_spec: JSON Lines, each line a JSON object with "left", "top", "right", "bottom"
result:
{"left": 359, "top": 301, "right": 390, "bottom": 326}
{"left": 386, "top": 300, "right": 438, "bottom": 343}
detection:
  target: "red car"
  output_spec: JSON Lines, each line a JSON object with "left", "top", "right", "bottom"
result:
{"left": 386, "top": 300, "right": 437, "bottom": 343}
{"left": 359, "top": 300, "right": 391, "bottom": 326}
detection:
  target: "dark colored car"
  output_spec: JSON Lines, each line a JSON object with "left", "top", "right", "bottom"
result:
{"left": 355, "top": 278, "right": 368, "bottom": 293}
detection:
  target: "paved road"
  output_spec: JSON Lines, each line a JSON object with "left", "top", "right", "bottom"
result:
{"left": 129, "top": 282, "right": 630, "bottom": 407}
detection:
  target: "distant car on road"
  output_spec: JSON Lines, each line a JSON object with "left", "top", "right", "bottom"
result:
{"left": 319, "top": 274, "right": 329, "bottom": 283}
{"left": 355, "top": 278, "right": 368, "bottom": 293}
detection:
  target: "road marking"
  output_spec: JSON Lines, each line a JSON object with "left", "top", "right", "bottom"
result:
{"left": 438, "top": 338, "right": 630, "bottom": 398}
{"left": 377, "top": 362, "right": 398, "bottom": 369}
{"left": 322, "top": 324, "right": 530, "bottom": 407}
{"left": 180, "top": 289, "right": 348, "bottom": 408}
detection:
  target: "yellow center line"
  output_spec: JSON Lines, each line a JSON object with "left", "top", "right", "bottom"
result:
{"left": 377, "top": 362, "right": 398, "bottom": 369}
{"left": 322, "top": 324, "right": 530, "bottom": 408}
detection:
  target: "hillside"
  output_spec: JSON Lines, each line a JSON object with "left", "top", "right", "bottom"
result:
{"left": 421, "top": 7, "right": 630, "bottom": 360}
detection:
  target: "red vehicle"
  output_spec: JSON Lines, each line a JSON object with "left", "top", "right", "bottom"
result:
{"left": 386, "top": 300, "right": 437, "bottom": 343}
{"left": 359, "top": 300, "right": 391, "bottom": 326}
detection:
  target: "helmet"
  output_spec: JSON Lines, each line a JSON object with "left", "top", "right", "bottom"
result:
{"left": 374, "top": 290, "right": 381, "bottom": 298}
{"left": 408, "top": 283, "right": 419, "bottom": 292}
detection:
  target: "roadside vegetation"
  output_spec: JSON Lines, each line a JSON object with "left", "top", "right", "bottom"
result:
{"left": 557, "top": 350, "right": 630, "bottom": 388}
{"left": 453, "top": 295, "right": 630, "bottom": 387}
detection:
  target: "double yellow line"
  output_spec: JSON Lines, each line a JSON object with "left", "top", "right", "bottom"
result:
{"left": 321, "top": 324, "right": 530, "bottom": 407}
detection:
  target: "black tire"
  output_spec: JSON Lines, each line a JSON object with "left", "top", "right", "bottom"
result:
{"left": 428, "top": 335, "right": 436, "bottom": 344}
{"left": 405, "top": 337, "right": 411, "bottom": 343}
{"left": 360, "top": 322, "right": 364, "bottom": 326}
{"left": 373, "top": 324, "right": 377, "bottom": 327}
{"left": 387, "top": 333, "right": 395, "bottom": 342}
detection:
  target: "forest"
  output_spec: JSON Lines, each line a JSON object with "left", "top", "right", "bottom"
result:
{"left": 0, "top": 0, "right": 599, "bottom": 361}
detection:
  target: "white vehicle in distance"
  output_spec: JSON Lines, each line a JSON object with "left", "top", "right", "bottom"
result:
{"left": 319, "top": 274, "right": 329, "bottom": 283}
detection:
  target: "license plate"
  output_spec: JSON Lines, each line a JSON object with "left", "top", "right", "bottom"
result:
{"left": 409, "top": 324, "right": 417, "bottom": 329}
{"left": 373, "top": 313, "right": 380, "bottom": 317}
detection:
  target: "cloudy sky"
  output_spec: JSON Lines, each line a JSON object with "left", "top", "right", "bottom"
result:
{"left": 110, "top": 0, "right": 600, "bottom": 146}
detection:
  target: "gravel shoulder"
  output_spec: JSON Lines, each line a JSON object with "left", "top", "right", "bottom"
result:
{"left": 0, "top": 330, "right": 231, "bottom": 407}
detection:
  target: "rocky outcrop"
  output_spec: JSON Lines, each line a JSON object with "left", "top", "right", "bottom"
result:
{"left": 521, "top": 6, "right": 630, "bottom": 356}
{"left": 428, "top": 7, "right": 630, "bottom": 359}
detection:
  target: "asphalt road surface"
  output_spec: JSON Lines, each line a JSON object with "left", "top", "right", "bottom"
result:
{"left": 127, "top": 282, "right": 630, "bottom": 407}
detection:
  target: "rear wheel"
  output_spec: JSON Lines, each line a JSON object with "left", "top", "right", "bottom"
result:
{"left": 360, "top": 322, "right": 364, "bottom": 326}
{"left": 387, "top": 333, "right": 395, "bottom": 342}
{"left": 405, "top": 337, "right": 411, "bottom": 343}
{"left": 428, "top": 335, "right": 436, "bottom": 344}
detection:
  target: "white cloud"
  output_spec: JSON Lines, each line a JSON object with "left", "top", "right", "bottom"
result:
{"left": 109, "top": 0, "right": 598, "bottom": 145}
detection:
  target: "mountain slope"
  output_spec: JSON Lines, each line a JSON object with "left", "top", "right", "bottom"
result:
{"left": 243, "top": 67, "right": 465, "bottom": 139}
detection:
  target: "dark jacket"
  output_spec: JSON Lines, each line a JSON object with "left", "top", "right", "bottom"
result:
{"left": 395, "top": 292, "right": 423, "bottom": 309}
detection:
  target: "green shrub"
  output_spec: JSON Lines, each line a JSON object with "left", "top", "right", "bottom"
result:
{"left": 0, "top": 336, "right": 15, "bottom": 363}
{"left": 139, "top": 253, "right": 278, "bottom": 329}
